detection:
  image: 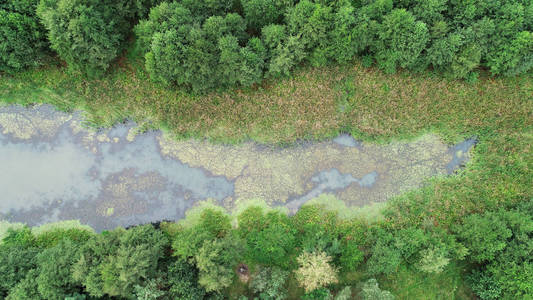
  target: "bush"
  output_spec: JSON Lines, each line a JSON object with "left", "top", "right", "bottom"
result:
{"left": 37, "top": 0, "right": 132, "bottom": 77}
{"left": 0, "top": 0, "right": 48, "bottom": 73}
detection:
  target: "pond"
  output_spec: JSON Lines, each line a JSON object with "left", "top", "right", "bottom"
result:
{"left": 0, "top": 104, "right": 475, "bottom": 231}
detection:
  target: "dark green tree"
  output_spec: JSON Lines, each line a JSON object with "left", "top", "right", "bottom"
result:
{"left": 373, "top": 9, "right": 429, "bottom": 73}
{"left": 36, "top": 239, "right": 84, "bottom": 300}
{"left": 37, "top": 0, "right": 132, "bottom": 77}
{"left": 0, "top": 0, "right": 48, "bottom": 73}
{"left": 73, "top": 225, "right": 168, "bottom": 298}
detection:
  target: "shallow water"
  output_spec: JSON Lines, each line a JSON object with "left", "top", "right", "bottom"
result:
{"left": 0, "top": 105, "right": 475, "bottom": 231}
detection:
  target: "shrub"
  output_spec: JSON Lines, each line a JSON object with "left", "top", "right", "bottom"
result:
{"left": 37, "top": 0, "right": 132, "bottom": 77}
{"left": 334, "top": 286, "right": 352, "bottom": 300}
{"left": 0, "top": 221, "right": 25, "bottom": 245}
{"left": 250, "top": 266, "right": 289, "bottom": 300}
{"left": 0, "top": 0, "right": 48, "bottom": 73}
{"left": 359, "top": 279, "right": 395, "bottom": 300}
{"left": 295, "top": 251, "right": 338, "bottom": 293}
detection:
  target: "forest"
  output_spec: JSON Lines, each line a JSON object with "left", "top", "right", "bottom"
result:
{"left": 1, "top": 0, "right": 532, "bottom": 91}
{"left": 0, "top": 0, "right": 532, "bottom": 299}
{"left": 1, "top": 198, "right": 532, "bottom": 299}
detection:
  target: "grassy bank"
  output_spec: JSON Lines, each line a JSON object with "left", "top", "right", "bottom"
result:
{"left": 0, "top": 56, "right": 531, "bottom": 299}
{"left": 2, "top": 54, "right": 531, "bottom": 144}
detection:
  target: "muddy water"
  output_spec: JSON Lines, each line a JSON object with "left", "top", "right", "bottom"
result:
{"left": 0, "top": 105, "right": 475, "bottom": 231}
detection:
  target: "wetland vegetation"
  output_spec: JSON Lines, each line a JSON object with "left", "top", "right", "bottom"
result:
{"left": 0, "top": 0, "right": 532, "bottom": 299}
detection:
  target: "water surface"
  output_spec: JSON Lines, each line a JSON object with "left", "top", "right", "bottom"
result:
{"left": 0, "top": 105, "right": 475, "bottom": 231}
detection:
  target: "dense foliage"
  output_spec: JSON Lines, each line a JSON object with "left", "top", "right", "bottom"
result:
{"left": 0, "top": 0, "right": 48, "bottom": 73}
{"left": 36, "top": 0, "right": 150, "bottom": 77}
{"left": 2, "top": 0, "right": 530, "bottom": 85}
{"left": 1, "top": 197, "right": 531, "bottom": 298}
{"left": 135, "top": 0, "right": 533, "bottom": 92}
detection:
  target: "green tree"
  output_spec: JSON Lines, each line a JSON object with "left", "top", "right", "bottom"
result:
{"left": 238, "top": 208, "right": 296, "bottom": 267}
{"left": 367, "top": 229, "right": 402, "bottom": 275}
{"left": 334, "top": 286, "right": 352, "bottom": 300}
{"left": 6, "top": 269, "right": 43, "bottom": 300}
{"left": 373, "top": 9, "right": 429, "bottom": 73}
{"left": 302, "top": 287, "right": 333, "bottom": 300}
{"left": 167, "top": 259, "right": 206, "bottom": 300}
{"left": 0, "top": 244, "right": 39, "bottom": 297}
{"left": 37, "top": 0, "right": 132, "bottom": 77}
{"left": 0, "top": 0, "right": 48, "bottom": 73}
{"left": 238, "top": 37, "right": 267, "bottom": 86}
{"left": 73, "top": 225, "right": 168, "bottom": 298}
{"left": 195, "top": 235, "right": 241, "bottom": 292}
{"left": 173, "top": 208, "right": 232, "bottom": 260}
{"left": 241, "top": 0, "right": 290, "bottom": 32}
{"left": 328, "top": 3, "right": 358, "bottom": 64}
{"left": 455, "top": 211, "right": 512, "bottom": 263}
{"left": 36, "top": 239, "right": 85, "bottom": 300}
{"left": 286, "top": 0, "right": 333, "bottom": 66}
